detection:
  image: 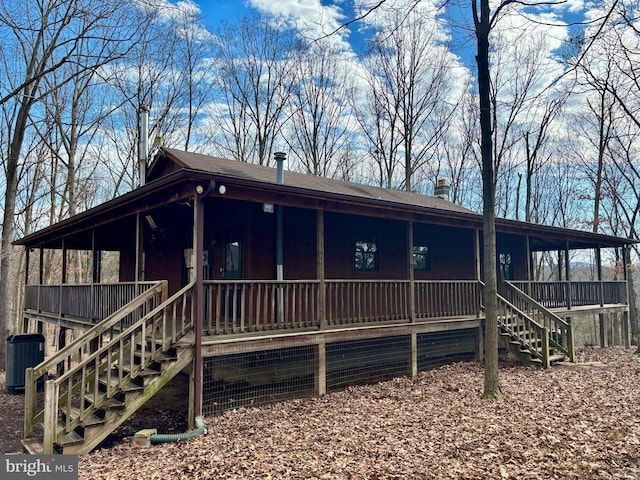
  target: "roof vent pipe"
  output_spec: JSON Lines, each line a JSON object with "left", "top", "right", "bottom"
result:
{"left": 434, "top": 178, "right": 450, "bottom": 200}
{"left": 274, "top": 151, "right": 286, "bottom": 322}
{"left": 274, "top": 151, "right": 285, "bottom": 184}
{"left": 138, "top": 104, "right": 151, "bottom": 186}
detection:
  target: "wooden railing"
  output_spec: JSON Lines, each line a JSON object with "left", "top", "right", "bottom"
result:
{"left": 325, "top": 280, "right": 411, "bottom": 325}
{"left": 496, "top": 292, "right": 550, "bottom": 367}
{"left": 415, "top": 281, "right": 481, "bottom": 318}
{"left": 24, "top": 282, "right": 161, "bottom": 324}
{"left": 510, "top": 280, "right": 627, "bottom": 309}
{"left": 202, "top": 279, "right": 480, "bottom": 332}
{"left": 23, "top": 281, "right": 195, "bottom": 454}
{"left": 501, "top": 282, "right": 574, "bottom": 362}
{"left": 204, "top": 280, "right": 320, "bottom": 334}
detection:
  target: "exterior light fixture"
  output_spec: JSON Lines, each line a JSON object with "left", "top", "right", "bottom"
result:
{"left": 263, "top": 203, "right": 274, "bottom": 213}
{"left": 195, "top": 185, "right": 204, "bottom": 194}
{"left": 218, "top": 185, "right": 227, "bottom": 195}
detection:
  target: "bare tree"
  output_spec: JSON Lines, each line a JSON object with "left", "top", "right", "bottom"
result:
{"left": 286, "top": 43, "right": 355, "bottom": 178}
{"left": 0, "top": 0, "right": 140, "bottom": 367}
{"left": 213, "top": 14, "right": 300, "bottom": 165}
{"left": 355, "top": 6, "right": 460, "bottom": 191}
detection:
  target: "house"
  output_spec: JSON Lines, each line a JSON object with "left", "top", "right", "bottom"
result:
{"left": 15, "top": 147, "right": 635, "bottom": 454}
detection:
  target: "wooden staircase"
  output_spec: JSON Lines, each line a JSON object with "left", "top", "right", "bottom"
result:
{"left": 497, "top": 282, "right": 575, "bottom": 368}
{"left": 22, "top": 281, "right": 196, "bottom": 455}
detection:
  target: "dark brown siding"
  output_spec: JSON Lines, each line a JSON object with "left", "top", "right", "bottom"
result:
{"left": 415, "top": 224, "right": 476, "bottom": 280}
{"left": 324, "top": 212, "right": 408, "bottom": 279}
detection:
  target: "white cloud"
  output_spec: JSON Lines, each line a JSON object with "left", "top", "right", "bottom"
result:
{"left": 248, "top": 0, "right": 351, "bottom": 51}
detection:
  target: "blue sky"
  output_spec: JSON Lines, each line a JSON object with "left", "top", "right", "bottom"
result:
{"left": 182, "top": 0, "right": 588, "bottom": 69}
{"left": 196, "top": 1, "right": 251, "bottom": 29}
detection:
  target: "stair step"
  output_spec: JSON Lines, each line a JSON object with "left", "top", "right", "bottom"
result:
{"left": 64, "top": 408, "right": 105, "bottom": 427}
{"left": 118, "top": 364, "right": 162, "bottom": 379}
{"left": 22, "top": 438, "right": 44, "bottom": 455}
{"left": 58, "top": 427, "right": 84, "bottom": 447}
{"left": 549, "top": 354, "right": 566, "bottom": 364}
{"left": 99, "top": 375, "right": 145, "bottom": 392}
{"left": 134, "top": 350, "right": 178, "bottom": 363}
{"left": 84, "top": 394, "right": 125, "bottom": 410}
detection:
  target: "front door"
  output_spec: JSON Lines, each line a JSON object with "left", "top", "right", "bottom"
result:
{"left": 223, "top": 231, "right": 242, "bottom": 279}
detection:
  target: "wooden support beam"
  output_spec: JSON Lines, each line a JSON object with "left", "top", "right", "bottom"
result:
{"left": 193, "top": 193, "right": 204, "bottom": 418}
{"left": 317, "top": 210, "right": 326, "bottom": 329}
{"left": 410, "top": 333, "right": 417, "bottom": 377}
{"left": 315, "top": 341, "right": 326, "bottom": 396}
{"left": 565, "top": 241, "right": 571, "bottom": 310}
{"left": 407, "top": 221, "right": 416, "bottom": 323}
{"left": 135, "top": 213, "right": 144, "bottom": 282}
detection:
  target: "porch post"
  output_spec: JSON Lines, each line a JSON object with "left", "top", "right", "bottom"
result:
{"left": 317, "top": 210, "right": 326, "bottom": 329}
{"left": 61, "top": 237, "right": 67, "bottom": 284}
{"left": 38, "top": 247, "right": 44, "bottom": 314}
{"left": 622, "top": 246, "right": 632, "bottom": 347}
{"left": 557, "top": 250, "right": 562, "bottom": 281}
{"left": 91, "top": 228, "right": 101, "bottom": 284}
{"left": 192, "top": 191, "right": 204, "bottom": 418}
{"left": 24, "top": 246, "right": 30, "bottom": 286}
{"left": 407, "top": 221, "right": 416, "bottom": 323}
{"left": 23, "top": 248, "right": 30, "bottom": 333}
{"left": 525, "top": 235, "right": 532, "bottom": 293}
{"left": 59, "top": 238, "right": 67, "bottom": 319}
{"left": 474, "top": 229, "right": 482, "bottom": 316}
{"left": 474, "top": 229, "right": 481, "bottom": 281}
{"left": 135, "top": 212, "right": 144, "bottom": 282}
{"left": 38, "top": 247, "right": 44, "bottom": 284}
{"left": 622, "top": 246, "right": 630, "bottom": 305}
{"left": 596, "top": 246, "right": 604, "bottom": 307}
{"left": 564, "top": 241, "right": 571, "bottom": 310}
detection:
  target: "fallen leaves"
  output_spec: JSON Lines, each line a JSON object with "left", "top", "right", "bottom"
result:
{"left": 71, "top": 347, "right": 640, "bottom": 479}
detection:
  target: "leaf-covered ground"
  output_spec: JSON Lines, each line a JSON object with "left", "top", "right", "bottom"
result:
{"left": 74, "top": 347, "right": 640, "bottom": 479}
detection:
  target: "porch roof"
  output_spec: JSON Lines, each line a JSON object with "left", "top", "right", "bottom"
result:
{"left": 15, "top": 148, "right": 636, "bottom": 252}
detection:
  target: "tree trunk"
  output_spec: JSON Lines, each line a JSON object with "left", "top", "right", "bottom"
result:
{"left": 475, "top": 0, "right": 501, "bottom": 399}
{"left": 0, "top": 100, "right": 32, "bottom": 369}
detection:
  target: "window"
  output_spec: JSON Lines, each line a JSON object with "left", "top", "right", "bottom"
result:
{"left": 413, "top": 243, "right": 431, "bottom": 272}
{"left": 499, "top": 247, "right": 513, "bottom": 280}
{"left": 355, "top": 235, "right": 378, "bottom": 271}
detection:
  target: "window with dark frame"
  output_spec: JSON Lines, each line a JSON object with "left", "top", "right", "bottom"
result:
{"left": 413, "top": 243, "right": 431, "bottom": 272}
{"left": 355, "top": 235, "right": 378, "bottom": 271}
{"left": 499, "top": 247, "right": 513, "bottom": 280}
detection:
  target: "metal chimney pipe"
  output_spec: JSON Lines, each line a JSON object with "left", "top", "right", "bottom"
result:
{"left": 274, "top": 151, "right": 285, "bottom": 184}
{"left": 274, "top": 152, "right": 286, "bottom": 322}
{"left": 138, "top": 104, "right": 150, "bottom": 186}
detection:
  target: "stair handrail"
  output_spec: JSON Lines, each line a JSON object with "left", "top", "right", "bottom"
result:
{"left": 495, "top": 292, "right": 549, "bottom": 366}
{"left": 43, "top": 281, "right": 195, "bottom": 453}
{"left": 502, "top": 282, "right": 574, "bottom": 362}
{"left": 27, "top": 281, "right": 168, "bottom": 383}
{"left": 23, "top": 280, "right": 194, "bottom": 454}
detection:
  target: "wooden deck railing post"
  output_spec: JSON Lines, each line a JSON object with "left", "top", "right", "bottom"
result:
{"left": 541, "top": 327, "right": 550, "bottom": 369}
{"left": 24, "top": 367, "right": 36, "bottom": 438}
{"left": 567, "top": 322, "right": 575, "bottom": 362}
{"left": 43, "top": 379, "right": 58, "bottom": 454}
